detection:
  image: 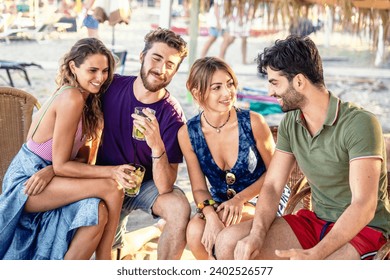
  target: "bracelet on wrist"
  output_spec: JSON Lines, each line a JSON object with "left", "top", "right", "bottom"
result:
{"left": 151, "top": 150, "right": 165, "bottom": 160}
{"left": 196, "top": 199, "right": 218, "bottom": 219}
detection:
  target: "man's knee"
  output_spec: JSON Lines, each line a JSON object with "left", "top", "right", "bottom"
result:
{"left": 154, "top": 189, "right": 191, "bottom": 225}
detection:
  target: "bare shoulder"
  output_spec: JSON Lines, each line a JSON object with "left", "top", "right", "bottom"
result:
{"left": 178, "top": 124, "right": 194, "bottom": 153}
{"left": 178, "top": 124, "right": 190, "bottom": 143}
{"left": 248, "top": 110, "right": 274, "bottom": 147}
{"left": 61, "top": 86, "right": 84, "bottom": 99}
{"left": 56, "top": 87, "right": 85, "bottom": 111}
{"left": 249, "top": 110, "right": 269, "bottom": 131}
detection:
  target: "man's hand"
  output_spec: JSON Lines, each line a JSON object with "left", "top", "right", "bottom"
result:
{"left": 275, "top": 248, "right": 319, "bottom": 260}
{"left": 132, "top": 108, "right": 164, "bottom": 152}
{"left": 234, "top": 234, "right": 262, "bottom": 260}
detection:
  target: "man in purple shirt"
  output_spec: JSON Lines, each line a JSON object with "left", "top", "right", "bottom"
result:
{"left": 95, "top": 28, "right": 191, "bottom": 259}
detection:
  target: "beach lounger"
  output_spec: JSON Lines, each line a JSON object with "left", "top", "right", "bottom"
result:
{"left": 0, "top": 60, "right": 43, "bottom": 87}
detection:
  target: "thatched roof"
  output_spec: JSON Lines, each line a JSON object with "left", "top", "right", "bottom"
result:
{"left": 352, "top": 0, "right": 390, "bottom": 10}
{"left": 196, "top": 0, "right": 389, "bottom": 42}
{"left": 301, "top": 0, "right": 389, "bottom": 10}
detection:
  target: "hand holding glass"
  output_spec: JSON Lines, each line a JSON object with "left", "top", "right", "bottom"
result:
{"left": 132, "top": 107, "right": 156, "bottom": 141}
{"left": 123, "top": 164, "right": 145, "bottom": 197}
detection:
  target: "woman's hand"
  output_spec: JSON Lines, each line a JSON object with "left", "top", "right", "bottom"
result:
{"left": 112, "top": 164, "right": 138, "bottom": 191}
{"left": 201, "top": 214, "right": 225, "bottom": 257}
{"left": 216, "top": 197, "right": 245, "bottom": 226}
{"left": 24, "top": 166, "right": 55, "bottom": 196}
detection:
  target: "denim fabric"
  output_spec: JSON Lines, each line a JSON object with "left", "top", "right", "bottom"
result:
{"left": 82, "top": 15, "right": 99, "bottom": 29}
{"left": 112, "top": 180, "right": 184, "bottom": 248}
{"left": 208, "top": 27, "right": 225, "bottom": 37}
{"left": 0, "top": 144, "right": 99, "bottom": 260}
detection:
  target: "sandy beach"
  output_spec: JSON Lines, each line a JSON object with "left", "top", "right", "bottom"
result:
{"left": 1, "top": 5, "right": 389, "bottom": 259}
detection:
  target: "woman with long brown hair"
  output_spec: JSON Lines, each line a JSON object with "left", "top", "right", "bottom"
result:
{"left": 0, "top": 38, "right": 132, "bottom": 260}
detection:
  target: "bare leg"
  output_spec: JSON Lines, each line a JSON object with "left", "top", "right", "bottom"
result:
{"left": 152, "top": 189, "right": 191, "bottom": 259}
{"left": 93, "top": 183, "right": 124, "bottom": 260}
{"left": 64, "top": 201, "right": 108, "bottom": 259}
{"left": 219, "top": 34, "right": 235, "bottom": 60}
{"left": 186, "top": 215, "right": 208, "bottom": 260}
{"left": 241, "top": 36, "right": 248, "bottom": 64}
{"left": 215, "top": 217, "right": 302, "bottom": 259}
{"left": 187, "top": 205, "right": 255, "bottom": 260}
{"left": 216, "top": 216, "right": 360, "bottom": 260}
{"left": 201, "top": 36, "right": 217, "bottom": 57}
{"left": 254, "top": 217, "right": 302, "bottom": 259}
{"left": 215, "top": 219, "right": 252, "bottom": 259}
{"left": 326, "top": 243, "right": 360, "bottom": 259}
{"left": 25, "top": 177, "right": 124, "bottom": 260}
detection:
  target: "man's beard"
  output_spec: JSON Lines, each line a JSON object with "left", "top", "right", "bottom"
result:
{"left": 278, "top": 84, "right": 306, "bottom": 112}
{"left": 140, "top": 61, "right": 171, "bottom": 92}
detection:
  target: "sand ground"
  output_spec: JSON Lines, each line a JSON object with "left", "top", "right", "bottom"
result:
{"left": 1, "top": 5, "right": 389, "bottom": 260}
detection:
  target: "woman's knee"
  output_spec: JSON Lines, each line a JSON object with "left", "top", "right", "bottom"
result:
{"left": 186, "top": 216, "right": 204, "bottom": 244}
{"left": 103, "top": 179, "right": 124, "bottom": 202}
{"left": 97, "top": 201, "right": 109, "bottom": 227}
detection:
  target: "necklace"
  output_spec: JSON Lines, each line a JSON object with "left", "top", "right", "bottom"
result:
{"left": 202, "top": 110, "right": 231, "bottom": 133}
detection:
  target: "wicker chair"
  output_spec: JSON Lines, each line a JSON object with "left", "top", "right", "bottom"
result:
{"left": 0, "top": 86, "right": 41, "bottom": 191}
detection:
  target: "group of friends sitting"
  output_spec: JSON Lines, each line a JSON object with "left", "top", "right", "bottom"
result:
{"left": 0, "top": 27, "right": 389, "bottom": 260}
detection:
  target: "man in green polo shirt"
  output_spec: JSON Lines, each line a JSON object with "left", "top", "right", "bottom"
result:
{"left": 213, "top": 35, "right": 390, "bottom": 260}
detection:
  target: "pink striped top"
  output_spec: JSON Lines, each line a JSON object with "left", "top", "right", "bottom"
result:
{"left": 26, "top": 86, "right": 86, "bottom": 162}
{"left": 27, "top": 119, "right": 86, "bottom": 161}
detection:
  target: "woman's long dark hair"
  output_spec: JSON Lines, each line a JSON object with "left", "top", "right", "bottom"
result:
{"left": 56, "top": 38, "right": 115, "bottom": 141}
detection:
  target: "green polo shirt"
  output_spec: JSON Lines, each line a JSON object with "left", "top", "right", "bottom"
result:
{"left": 277, "top": 92, "right": 390, "bottom": 237}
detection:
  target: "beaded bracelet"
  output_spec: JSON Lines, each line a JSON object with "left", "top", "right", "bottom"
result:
{"left": 196, "top": 199, "right": 218, "bottom": 219}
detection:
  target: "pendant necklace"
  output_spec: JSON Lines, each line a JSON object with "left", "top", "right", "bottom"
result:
{"left": 202, "top": 110, "right": 231, "bottom": 133}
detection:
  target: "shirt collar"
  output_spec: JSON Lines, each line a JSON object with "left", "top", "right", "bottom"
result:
{"left": 323, "top": 91, "right": 340, "bottom": 127}
{"left": 295, "top": 91, "right": 340, "bottom": 127}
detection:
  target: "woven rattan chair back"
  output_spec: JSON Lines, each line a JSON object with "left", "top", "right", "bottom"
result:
{"left": 0, "top": 87, "right": 41, "bottom": 191}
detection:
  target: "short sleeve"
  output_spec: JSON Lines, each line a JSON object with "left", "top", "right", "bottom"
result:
{"left": 345, "top": 111, "right": 384, "bottom": 161}
{"left": 275, "top": 113, "right": 294, "bottom": 154}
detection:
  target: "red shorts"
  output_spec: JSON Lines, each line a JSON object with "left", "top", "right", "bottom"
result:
{"left": 283, "top": 209, "right": 387, "bottom": 260}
